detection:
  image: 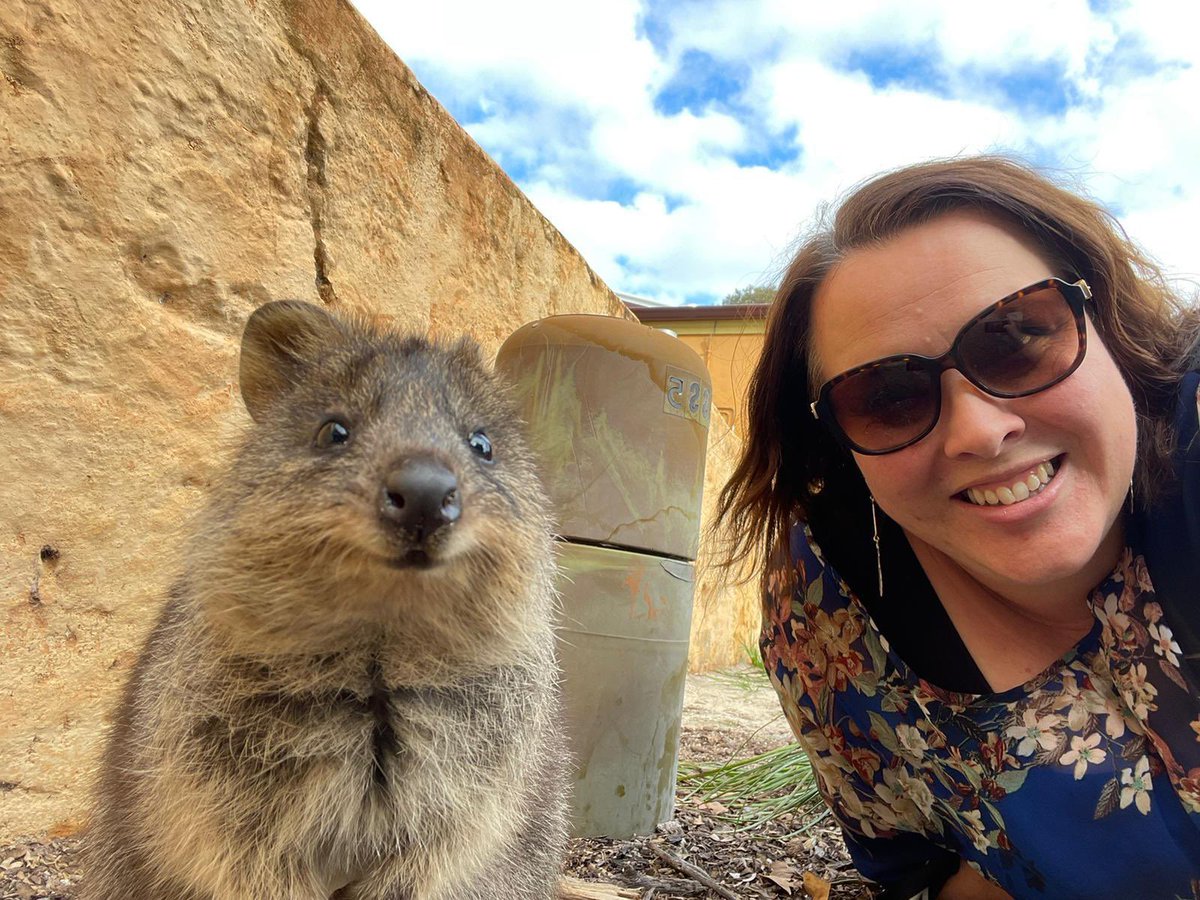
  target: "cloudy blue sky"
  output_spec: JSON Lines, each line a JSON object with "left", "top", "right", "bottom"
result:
{"left": 352, "top": 0, "right": 1200, "bottom": 306}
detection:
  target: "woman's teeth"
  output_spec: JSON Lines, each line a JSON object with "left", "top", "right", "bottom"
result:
{"left": 965, "top": 460, "right": 1057, "bottom": 507}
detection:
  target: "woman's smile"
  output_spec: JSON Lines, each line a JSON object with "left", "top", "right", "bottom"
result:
{"left": 950, "top": 454, "right": 1067, "bottom": 529}
{"left": 957, "top": 454, "right": 1061, "bottom": 506}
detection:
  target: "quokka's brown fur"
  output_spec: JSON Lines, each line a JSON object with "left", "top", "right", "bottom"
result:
{"left": 81, "top": 301, "right": 569, "bottom": 899}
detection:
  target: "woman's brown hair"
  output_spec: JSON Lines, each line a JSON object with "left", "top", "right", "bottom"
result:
{"left": 715, "top": 155, "right": 1200, "bottom": 592}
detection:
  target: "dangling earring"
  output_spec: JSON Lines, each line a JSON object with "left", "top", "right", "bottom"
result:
{"left": 1128, "top": 478, "right": 1135, "bottom": 515}
{"left": 870, "top": 496, "right": 884, "bottom": 599}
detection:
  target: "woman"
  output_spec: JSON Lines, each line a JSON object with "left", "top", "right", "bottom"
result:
{"left": 717, "top": 157, "right": 1200, "bottom": 898}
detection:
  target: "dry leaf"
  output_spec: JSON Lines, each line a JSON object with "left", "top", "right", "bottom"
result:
{"left": 765, "top": 859, "right": 803, "bottom": 894}
{"left": 803, "top": 870, "right": 832, "bottom": 900}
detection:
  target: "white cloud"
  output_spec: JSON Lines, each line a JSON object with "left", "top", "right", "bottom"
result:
{"left": 1041, "top": 25, "right": 1200, "bottom": 282}
{"left": 527, "top": 163, "right": 819, "bottom": 303}
{"left": 755, "top": 59, "right": 1028, "bottom": 185}
{"left": 1109, "top": 0, "right": 1200, "bottom": 63}
{"left": 1067, "top": 66, "right": 1200, "bottom": 184}
{"left": 1121, "top": 201, "right": 1200, "bottom": 283}
{"left": 360, "top": 0, "right": 662, "bottom": 111}
{"left": 654, "top": 0, "right": 1114, "bottom": 75}
{"left": 352, "top": 0, "right": 1200, "bottom": 303}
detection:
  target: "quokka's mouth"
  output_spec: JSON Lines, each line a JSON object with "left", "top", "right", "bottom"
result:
{"left": 386, "top": 549, "right": 437, "bottom": 570}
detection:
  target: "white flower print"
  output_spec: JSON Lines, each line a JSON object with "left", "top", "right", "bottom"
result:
{"left": 1055, "top": 672, "right": 1108, "bottom": 731}
{"left": 895, "top": 723, "right": 929, "bottom": 757}
{"left": 1119, "top": 756, "right": 1153, "bottom": 815}
{"left": 1125, "top": 663, "right": 1159, "bottom": 719}
{"left": 1148, "top": 622, "right": 1182, "bottom": 668}
{"left": 895, "top": 768, "right": 936, "bottom": 821}
{"left": 1059, "top": 733, "right": 1106, "bottom": 780}
{"left": 873, "top": 766, "right": 936, "bottom": 828}
{"left": 1100, "top": 593, "right": 1131, "bottom": 636}
{"left": 1101, "top": 693, "right": 1128, "bottom": 740}
{"left": 838, "top": 781, "right": 867, "bottom": 818}
{"left": 959, "top": 808, "right": 991, "bottom": 853}
{"left": 1006, "top": 709, "right": 1062, "bottom": 757}
{"left": 866, "top": 797, "right": 902, "bottom": 829}
{"left": 873, "top": 777, "right": 920, "bottom": 829}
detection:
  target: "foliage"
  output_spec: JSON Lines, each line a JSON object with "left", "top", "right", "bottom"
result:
{"left": 719, "top": 285, "right": 777, "bottom": 306}
{"left": 678, "top": 742, "right": 825, "bottom": 832}
{"left": 742, "top": 640, "right": 764, "bottom": 669}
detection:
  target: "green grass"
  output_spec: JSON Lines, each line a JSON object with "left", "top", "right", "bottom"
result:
{"left": 677, "top": 742, "right": 826, "bottom": 833}
{"left": 741, "top": 640, "right": 764, "bottom": 669}
{"left": 702, "top": 666, "right": 769, "bottom": 692}
{"left": 697, "top": 643, "right": 768, "bottom": 693}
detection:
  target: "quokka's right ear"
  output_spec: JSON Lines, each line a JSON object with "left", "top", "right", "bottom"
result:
{"left": 239, "top": 300, "right": 346, "bottom": 423}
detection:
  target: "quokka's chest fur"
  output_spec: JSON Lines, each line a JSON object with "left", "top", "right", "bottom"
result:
{"left": 133, "top": 635, "right": 555, "bottom": 895}
{"left": 160, "top": 643, "right": 548, "bottom": 825}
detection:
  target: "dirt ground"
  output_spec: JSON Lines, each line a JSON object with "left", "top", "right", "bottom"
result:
{"left": 0, "top": 666, "right": 869, "bottom": 900}
{"left": 680, "top": 664, "right": 797, "bottom": 753}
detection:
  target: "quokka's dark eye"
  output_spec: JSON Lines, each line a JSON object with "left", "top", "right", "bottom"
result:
{"left": 315, "top": 419, "right": 351, "bottom": 449}
{"left": 467, "top": 430, "right": 494, "bottom": 462}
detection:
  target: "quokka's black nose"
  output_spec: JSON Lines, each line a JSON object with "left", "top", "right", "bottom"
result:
{"left": 382, "top": 459, "right": 461, "bottom": 541}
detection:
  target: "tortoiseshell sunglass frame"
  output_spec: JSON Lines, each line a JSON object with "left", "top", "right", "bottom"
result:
{"left": 809, "top": 277, "right": 1093, "bottom": 455}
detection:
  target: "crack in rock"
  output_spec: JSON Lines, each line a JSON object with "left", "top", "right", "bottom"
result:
{"left": 303, "top": 85, "right": 336, "bottom": 306}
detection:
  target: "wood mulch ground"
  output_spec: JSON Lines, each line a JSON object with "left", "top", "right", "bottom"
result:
{"left": 560, "top": 667, "right": 873, "bottom": 899}
{"left": 0, "top": 667, "right": 874, "bottom": 900}
{"left": 0, "top": 839, "right": 75, "bottom": 900}
{"left": 562, "top": 734, "right": 870, "bottom": 899}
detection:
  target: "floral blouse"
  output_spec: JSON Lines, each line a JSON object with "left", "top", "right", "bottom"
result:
{"left": 762, "top": 526, "right": 1200, "bottom": 898}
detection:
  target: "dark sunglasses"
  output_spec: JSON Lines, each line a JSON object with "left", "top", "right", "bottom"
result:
{"left": 810, "top": 277, "right": 1092, "bottom": 455}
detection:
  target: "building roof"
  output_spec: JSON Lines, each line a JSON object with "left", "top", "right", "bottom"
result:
{"left": 627, "top": 303, "right": 771, "bottom": 323}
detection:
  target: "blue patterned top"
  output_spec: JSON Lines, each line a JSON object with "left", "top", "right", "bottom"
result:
{"left": 763, "top": 517, "right": 1200, "bottom": 897}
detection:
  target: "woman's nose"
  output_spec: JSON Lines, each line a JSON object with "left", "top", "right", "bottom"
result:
{"left": 937, "top": 370, "right": 1025, "bottom": 459}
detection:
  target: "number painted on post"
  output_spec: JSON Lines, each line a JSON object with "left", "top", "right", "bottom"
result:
{"left": 663, "top": 366, "right": 711, "bottom": 428}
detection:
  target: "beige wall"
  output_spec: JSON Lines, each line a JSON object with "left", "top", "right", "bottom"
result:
{"left": 689, "top": 416, "right": 762, "bottom": 673}
{"left": 0, "top": 0, "right": 749, "bottom": 840}
{"left": 657, "top": 319, "right": 766, "bottom": 672}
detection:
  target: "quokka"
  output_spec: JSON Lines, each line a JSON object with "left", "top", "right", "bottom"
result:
{"left": 81, "top": 300, "right": 569, "bottom": 899}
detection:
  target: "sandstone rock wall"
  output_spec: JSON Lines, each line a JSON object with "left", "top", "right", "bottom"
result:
{"left": 0, "top": 0, "right": 751, "bottom": 840}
